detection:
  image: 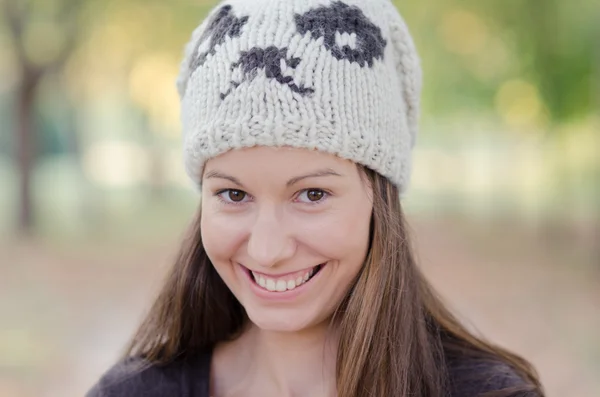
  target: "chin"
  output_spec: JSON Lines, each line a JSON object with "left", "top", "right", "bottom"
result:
{"left": 245, "top": 308, "right": 322, "bottom": 333}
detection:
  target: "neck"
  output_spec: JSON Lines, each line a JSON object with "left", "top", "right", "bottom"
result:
{"left": 212, "top": 322, "right": 338, "bottom": 397}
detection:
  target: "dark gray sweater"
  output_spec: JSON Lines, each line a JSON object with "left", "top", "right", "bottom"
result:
{"left": 87, "top": 349, "right": 540, "bottom": 397}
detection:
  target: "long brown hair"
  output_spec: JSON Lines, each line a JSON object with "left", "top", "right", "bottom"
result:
{"left": 125, "top": 168, "right": 543, "bottom": 397}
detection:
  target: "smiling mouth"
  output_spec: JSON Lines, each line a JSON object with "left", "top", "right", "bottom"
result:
{"left": 249, "top": 264, "right": 324, "bottom": 292}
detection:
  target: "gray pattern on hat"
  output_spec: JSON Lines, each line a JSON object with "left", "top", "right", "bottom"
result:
{"left": 294, "top": 1, "right": 387, "bottom": 68}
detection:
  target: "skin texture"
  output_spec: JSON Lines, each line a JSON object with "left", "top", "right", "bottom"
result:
{"left": 200, "top": 146, "right": 373, "bottom": 396}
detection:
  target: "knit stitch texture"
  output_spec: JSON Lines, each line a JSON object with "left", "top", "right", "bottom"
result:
{"left": 177, "top": 0, "right": 422, "bottom": 193}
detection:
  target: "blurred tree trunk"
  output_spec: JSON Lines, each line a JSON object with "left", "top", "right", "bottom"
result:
{"left": 15, "top": 66, "right": 42, "bottom": 235}
{"left": 3, "top": 0, "right": 81, "bottom": 236}
{"left": 594, "top": 22, "right": 600, "bottom": 265}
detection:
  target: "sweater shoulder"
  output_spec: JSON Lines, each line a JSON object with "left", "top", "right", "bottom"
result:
{"left": 447, "top": 356, "right": 541, "bottom": 397}
{"left": 86, "top": 353, "right": 210, "bottom": 397}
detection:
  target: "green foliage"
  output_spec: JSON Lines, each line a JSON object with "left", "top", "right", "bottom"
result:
{"left": 395, "top": 0, "right": 597, "bottom": 124}
{"left": 3, "top": 0, "right": 595, "bottom": 124}
{"left": 0, "top": 0, "right": 597, "bottom": 233}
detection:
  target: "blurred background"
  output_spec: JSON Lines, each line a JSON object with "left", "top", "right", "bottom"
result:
{"left": 0, "top": 0, "right": 598, "bottom": 396}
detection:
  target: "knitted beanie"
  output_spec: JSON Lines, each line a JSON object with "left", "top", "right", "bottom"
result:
{"left": 176, "top": 0, "right": 422, "bottom": 194}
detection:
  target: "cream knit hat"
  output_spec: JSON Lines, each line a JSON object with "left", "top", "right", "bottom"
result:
{"left": 176, "top": 0, "right": 421, "bottom": 193}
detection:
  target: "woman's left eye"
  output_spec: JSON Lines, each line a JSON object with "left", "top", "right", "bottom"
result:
{"left": 296, "top": 189, "right": 328, "bottom": 204}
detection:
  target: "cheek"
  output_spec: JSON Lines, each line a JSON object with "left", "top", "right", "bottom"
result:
{"left": 301, "top": 205, "right": 371, "bottom": 266}
{"left": 200, "top": 210, "right": 247, "bottom": 264}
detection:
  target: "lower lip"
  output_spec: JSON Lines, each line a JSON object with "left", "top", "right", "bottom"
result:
{"left": 240, "top": 263, "right": 326, "bottom": 302}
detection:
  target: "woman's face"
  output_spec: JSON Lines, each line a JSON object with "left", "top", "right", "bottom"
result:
{"left": 201, "top": 146, "right": 373, "bottom": 332}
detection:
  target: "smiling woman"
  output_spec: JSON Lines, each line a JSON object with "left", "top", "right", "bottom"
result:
{"left": 201, "top": 147, "right": 373, "bottom": 334}
{"left": 86, "top": 0, "right": 544, "bottom": 396}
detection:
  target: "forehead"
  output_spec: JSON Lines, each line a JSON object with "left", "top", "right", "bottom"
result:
{"left": 203, "top": 146, "right": 360, "bottom": 178}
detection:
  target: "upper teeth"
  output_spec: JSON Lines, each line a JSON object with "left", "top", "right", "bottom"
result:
{"left": 252, "top": 267, "right": 316, "bottom": 292}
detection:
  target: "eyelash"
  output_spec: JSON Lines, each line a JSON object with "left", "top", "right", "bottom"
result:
{"left": 214, "top": 188, "right": 331, "bottom": 206}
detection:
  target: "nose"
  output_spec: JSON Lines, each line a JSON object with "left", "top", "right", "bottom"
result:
{"left": 246, "top": 207, "right": 296, "bottom": 268}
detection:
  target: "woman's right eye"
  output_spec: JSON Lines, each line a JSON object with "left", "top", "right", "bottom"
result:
{"left": 216, "top": 189, "right": 249, "bottom": 204}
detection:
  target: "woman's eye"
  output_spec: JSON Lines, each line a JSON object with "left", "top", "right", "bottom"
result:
{"left": 297, "top": 189, "right": 327, "bottom": 203}
{"left": 217, "top": 189, "right": 248, "bottom": 203}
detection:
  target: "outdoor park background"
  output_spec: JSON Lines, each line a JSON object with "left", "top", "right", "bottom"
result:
{"left": 0, "top": 0, "right": 598, "bottom": 396}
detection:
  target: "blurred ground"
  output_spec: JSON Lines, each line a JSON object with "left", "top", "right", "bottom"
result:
{"left": 0, "top": 215, "right": 598, "bottom": 397}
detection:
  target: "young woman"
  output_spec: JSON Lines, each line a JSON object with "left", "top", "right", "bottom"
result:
{"left": 87, "top": 0, "right": 544, "bottom": 396}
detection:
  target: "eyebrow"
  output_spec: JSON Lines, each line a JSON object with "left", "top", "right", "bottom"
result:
{"left": 204, "top": 170, "right": 246, "bottom": 188}
{"left": 285, "top": 168, "right": 342, "bottom": 187}
{"left": 204, "top": 168, "right": 343, "bottom": 188}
